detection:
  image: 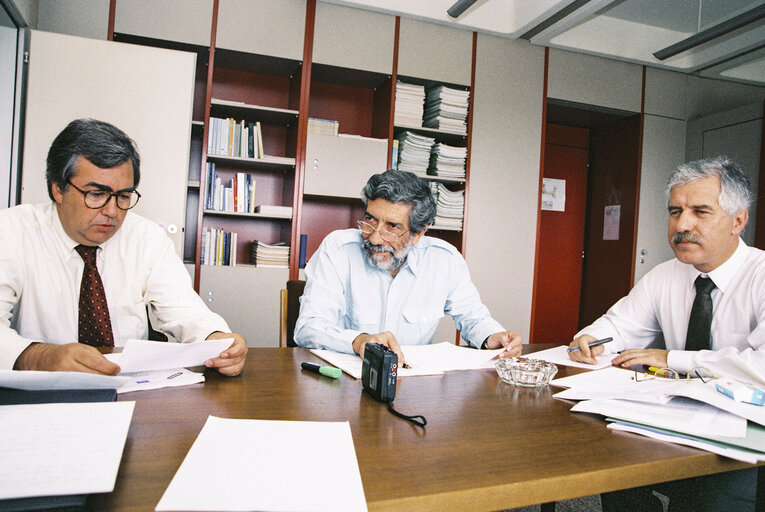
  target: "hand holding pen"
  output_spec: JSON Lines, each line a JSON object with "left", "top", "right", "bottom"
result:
{"left": 567, "top": 335, "right": 613, "bottom": 364}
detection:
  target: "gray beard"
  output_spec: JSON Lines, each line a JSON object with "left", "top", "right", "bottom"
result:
{"left": 361, "top": 236, "right": 412, "bottom": 271}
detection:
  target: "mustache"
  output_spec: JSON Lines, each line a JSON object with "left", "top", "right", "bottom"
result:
{"left": 671, "top": 231, "right": 700, "bottom": 245}
{"left": 361, "top": 238, "right": 394, "bottom": 254}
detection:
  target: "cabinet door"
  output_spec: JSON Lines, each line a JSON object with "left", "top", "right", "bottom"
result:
{"left": 304, "top": 134, "right": 388, "bottom": 199}
{"left": 21, "top": 30, "right": 196, "bottom": 256}
{"left": 115, "top": 0, "right": 214, "bottom": 46}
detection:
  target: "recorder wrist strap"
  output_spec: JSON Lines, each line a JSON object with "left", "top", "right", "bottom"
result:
{"left": 386, "top": 400, "right": 427, "bottom": 427}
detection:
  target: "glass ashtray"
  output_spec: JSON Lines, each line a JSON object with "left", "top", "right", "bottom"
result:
{"left": 495, "top": 357, "right": 558, "bottom": 387}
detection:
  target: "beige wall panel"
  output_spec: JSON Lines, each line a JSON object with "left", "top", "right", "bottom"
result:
{"left": 37, "top": 0, "right": 109, "bottom": 40}
{"left": 469, "top": 35, "right": 544, "bottom": 343}
{"left": 21, "top": 30, "right": 195, "bottom": 256}
{"left": 13, "top": 0, "right": 37, "bottom": 27}
{"left": 634, "top": 115, "right": 685, "bottom": 284}
{"left": 685, "top": 75, "right": 765, "bottom": 120}
{"left": 398, "top": 17, "right": 471, "bottom": 85}
{"left": 644, "top": 68, "right": 686, "bottom": 120}
{"left": 313, "top": 2, "right": 394, "bottom": 73}
{"left": 216, "top": 0, "right": 305, "bottom": 60}
{"left": 115, "top": 0, "right": 214, "bottom": 46}
{"left": 548, "top": 48, "right": 642, "bottom": 113}
{"left": 199, "top": 265, "right": 287, "bottom": 347}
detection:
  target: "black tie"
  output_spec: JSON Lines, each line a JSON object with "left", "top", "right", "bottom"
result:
{"left": 685, "top": 275, "right": 716, "bottom": 351}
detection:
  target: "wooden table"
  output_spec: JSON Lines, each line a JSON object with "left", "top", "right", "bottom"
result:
{"left": 91, "top": 346, "right": 753, "bottom": 511}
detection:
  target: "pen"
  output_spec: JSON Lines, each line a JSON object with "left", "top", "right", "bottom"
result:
{"left": 567, "top": 337, "right": 613, "bottom": 353}
{"left": 301, "top": 361, "right": 342, "bottom": 379}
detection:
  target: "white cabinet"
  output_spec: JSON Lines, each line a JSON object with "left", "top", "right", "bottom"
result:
{"left": 304, "top": 134, "right": 388, "bottom": 199}
{"left": 115, "top": 0, "right": 214, "bottom": 46}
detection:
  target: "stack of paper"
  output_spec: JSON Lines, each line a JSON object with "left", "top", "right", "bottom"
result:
{"left": 254, "top": 205, "right": 293, "bottom": 217}
{"left": 396, "top": 131, "right": 435, "bottom": 174}
{"left": 251, "top": 241, "right": 289, "bottom": 268}
{"left": 394, "top": 81, "right": 425, "bottom": 127}
{"left": 308, "top": 117, "right": 339, "bottom": 136}
{"left": 430, "top": 182, "right": 464, "bottom": 229}
{"left": 551, "top": 366, "right": 765, "bottom": 463}
{"left": 429, "top": 142, "right": 467, "bottom": 179}
{"left": 423, "top": 85, "right": 469, "bottom": 135}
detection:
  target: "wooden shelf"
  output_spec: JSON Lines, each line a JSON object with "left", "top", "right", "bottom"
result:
{"left": 210, "top": 98, "right": 299, "bottom": 125}
{"left": 206, "top": 153, "right": 295, "bottom": 170}
{"left": 203, "top": 209, "right": 293, "bottom": 220}
{"left": 394, "top": 123, "right": 467, "bottom": 145}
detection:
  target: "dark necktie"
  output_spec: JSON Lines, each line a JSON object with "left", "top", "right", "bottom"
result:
{"left": 685, "top": 275, "right": 716, "bottom": 351}
{"left": 75, "top": 244, "right": 114, "bottom": 347}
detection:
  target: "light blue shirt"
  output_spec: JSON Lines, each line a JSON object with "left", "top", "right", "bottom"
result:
{"left": 294, "top": 229, "right": 503, "bottom": 354}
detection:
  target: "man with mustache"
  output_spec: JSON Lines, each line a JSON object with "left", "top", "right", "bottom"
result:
{"left": 0, "top": 119, "right": 247, "bottom": 376}
{"left": 569, "top": 156, "right": 764, "bottom": 511}
{"left": 294, "top": 169, "right": 521, "bottom": 363}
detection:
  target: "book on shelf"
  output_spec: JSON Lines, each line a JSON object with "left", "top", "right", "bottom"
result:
{"left": 201, "top": 227, "right": 238, "bottom": 266}
{"left": 254, "top": 205, "right": 292, "bottom": 217}
{"left": 205, "top": 163, "right": 257, "bottom": 213}
{"left": 391, "top": 139, "right": 399, "bottom": 170}
{"left": 250, "top": 240, "right": 290, "bottom": 268}
{"left": 208, "top": 117, "right": 263, "bottom": 159}
{"left": 299, "top": 234, "right": 307, "bottom": 269}
{"left": 307, "top": 117, "right": 339, "bottom": 136}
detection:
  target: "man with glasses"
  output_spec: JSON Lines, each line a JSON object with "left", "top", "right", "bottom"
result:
{"left": 568, "top": 156, "right": 765, "bottom": 511}
{"left": 0, "top": 118, "right": 247, "bottom": 375}
{"left": 294, "top": 169, "right": 521, "bottom": 363}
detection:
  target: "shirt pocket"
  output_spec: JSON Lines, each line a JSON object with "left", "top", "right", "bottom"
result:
{"left": 345, "top": 301, "right": 380, "bottom": 332}
{"left": 402, "top": 307, "right": 444, "bottom": 343}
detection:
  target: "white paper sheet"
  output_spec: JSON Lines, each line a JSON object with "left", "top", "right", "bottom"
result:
{"left": 527, "top": 345, "right": 615, "bottom": 370}
{"left": 116, "top": 368, "right": 205, "bottom": 394}
{"left": 106, "top": 338, "right": 232, "bottom": 373}
{"left": 571, "top": 396, "right": 747, "bottom": 438}
{"left": 155, "top": 416, "right": 368, "bottom": 512}
{"left": 0, "top": 401, "right": 135, "bottom": 499}
{"left": 0, "top": 369, "right": 130, "bottom": 391}
{"left": 310, "top": 342, "right": 505, "bottom": 379}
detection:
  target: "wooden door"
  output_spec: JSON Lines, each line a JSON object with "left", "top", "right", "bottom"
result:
{"left": 530, "top": 124, "right": 588, "bottom": 344}
{"left": 20, "top": 30, "right": 196, "bottom": 256}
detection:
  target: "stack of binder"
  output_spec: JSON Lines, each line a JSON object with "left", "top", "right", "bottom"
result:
{"left": 394, "top": 81, "right": 425, "bottom": 127}
{"left": 423, "top": 85, "right": 469, "bottom": 135}
{"left": 428, "top": 142, "right": 467, "bottom": 179}
{"left": 430, "top": 183, "right": 464, "bottom": 230}
{"left": 396, "top": 131, "right": 435, "bottom": 175}
{"left": 251, "top": 241, "right": 289, "bottom": 268}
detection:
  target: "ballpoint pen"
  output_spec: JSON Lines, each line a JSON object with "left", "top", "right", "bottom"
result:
{"left": 566, "top": 337, "right": 613, "bottom": 353}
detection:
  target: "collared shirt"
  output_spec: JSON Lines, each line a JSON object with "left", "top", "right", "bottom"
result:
{"left": 294, "top": 229, "right": 503, "bottom": 354}
{"left": 577, "top": 238, "right": 765, "bottom": 385}
{"left": 0, "top": 202, "right": 230, "bottom": 369}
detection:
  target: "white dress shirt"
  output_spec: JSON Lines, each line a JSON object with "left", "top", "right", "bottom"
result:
{"left": 294, "top": 229, "right": 504, "bottom": 354}
{"left": 577, "top": 238, "right": 765, "bottom": 385}
{"left": 0, "top": 203, "right": 230, "bottom": 369}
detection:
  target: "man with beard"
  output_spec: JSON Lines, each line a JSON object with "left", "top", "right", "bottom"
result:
{"left": 569, "top": 156, "right": 765, "bottom": 512}
{"left": 294, "top": 170, "right": 521, "bottom": 363}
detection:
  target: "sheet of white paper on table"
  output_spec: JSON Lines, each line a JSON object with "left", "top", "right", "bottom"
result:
{"left": 0, "top": 369, "right": 130, "bottom": 391}
{"left": 571, "top": 396, "right": 747, "bottom": 438}
{"left": 528, "top": 345, "right": 615, "bottom": 370}
{"left": 608, "top": 423, "right": 764, "bottom": 464}
{"left": 105, "top": 338, "right": 232, "bottom": 373}
{"left": 310, "top": 342, "right": 505, "bottom": 379}
{"left": 116, "top": 368, "right": 205, "bottom": 394}
{"left": 155, "top": 416, "right": 368, "bottom": 512}
{"left": 0, "top": 401, "right": 135, "bottom": 500}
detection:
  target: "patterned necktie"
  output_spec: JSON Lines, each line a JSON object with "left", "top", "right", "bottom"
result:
{"left": 75, "top": 244, "right": 114, "bottom": 347}
{"left": 685, "top": 275, "right": 716, "bottom": 351}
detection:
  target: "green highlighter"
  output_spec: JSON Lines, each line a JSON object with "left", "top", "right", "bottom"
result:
{"left": 301, "top": 361, "right": 342, "bottom": 379}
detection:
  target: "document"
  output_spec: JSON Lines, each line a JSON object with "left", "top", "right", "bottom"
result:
{"left": 527, "top": 345, "right": 615, "bottom": 370}
{"left": 116, "top": 368, "right": 205, "bottom": 394}
{"left": 156, "top": 416, "right": 367, "bottom": 512}
{"left": 310, "top": 342, "right": 505, "bottom": 379}
{"left": 0, "top": 401, "right": 134, "bottom": 500}
{"left": 0, "top": 369, "right": 130, "bottom": 391}
{"left": 106, "top": 338, "right": 232, "bottom": 373}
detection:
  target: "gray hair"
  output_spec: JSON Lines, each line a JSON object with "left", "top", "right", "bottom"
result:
{"left": 46, "top": 118, "right": 141, "bottom": 201}
{"left": 361, "top": 170, "right": 436, "bottom": 233}
{"left": 666, "top": 156, "right": 752, "bottom": 216}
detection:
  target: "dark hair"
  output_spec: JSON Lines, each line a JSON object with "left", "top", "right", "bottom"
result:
{"left": 46, "top": 118, "right": 141, "bottom": 200}
{"left": 666, "top": 156, "right": 752, "bottom": 216}
{"left": 361, "top": 170, "right": 436, "bottom": 233}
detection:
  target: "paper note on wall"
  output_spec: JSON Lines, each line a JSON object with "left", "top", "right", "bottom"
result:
{"left": 541, "top": 178, "right": 566, "bottom": 211}
{"left": 603, "top": 205, "right": 620, "bottom": 240}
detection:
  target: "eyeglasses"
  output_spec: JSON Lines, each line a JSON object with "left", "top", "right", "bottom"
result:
{"left": 357, "top": 220, "right": 408, "bottom": 243}
{"left": 67, "top": 181, "right": 141, "bottom": 210}
{"left": 633, "top": 366, "right": 714, "bottom": 383}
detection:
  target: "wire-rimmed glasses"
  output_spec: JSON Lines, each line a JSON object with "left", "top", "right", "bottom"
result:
{"left": 357, "top": 220, "right": 408, "bottom": 243}
{"left": 68, "top": 181, "right": 141, "bottom": 210}
{"left": 633, "top": 366, "right": 714, "bottom": 383}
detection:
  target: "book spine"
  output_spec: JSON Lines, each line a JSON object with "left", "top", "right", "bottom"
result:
{"left": 247, "top": 122, "right": 255, "bottom": 158}
{"left": 299, "top": 234, "right": 307, "bottom": 269}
